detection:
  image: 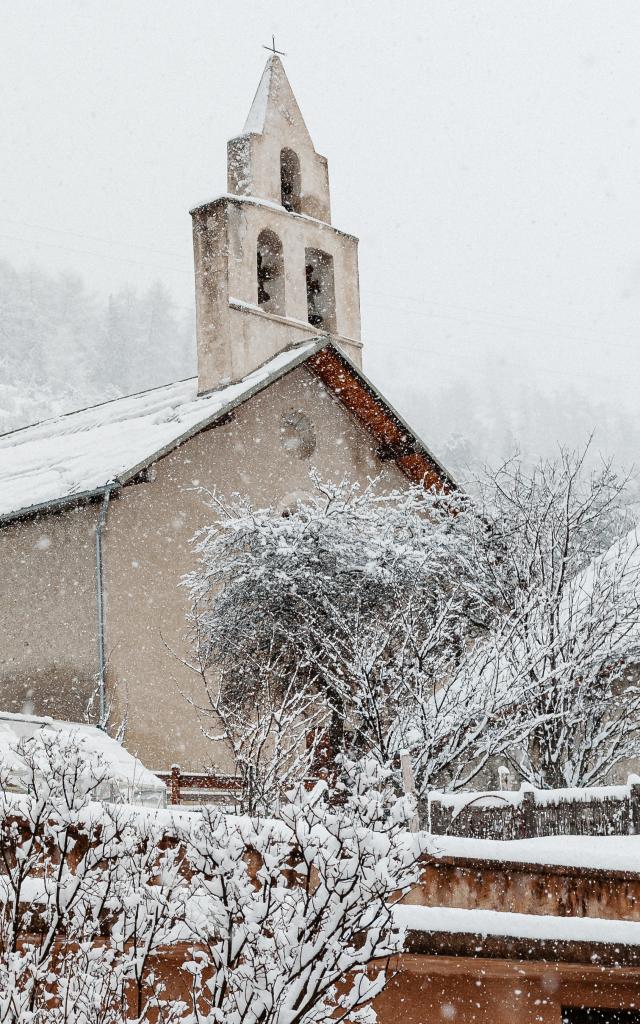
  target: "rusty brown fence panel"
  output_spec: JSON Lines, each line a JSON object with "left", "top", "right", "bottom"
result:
{"left": 155, "top": 765, "right": 243, "bottom": 808}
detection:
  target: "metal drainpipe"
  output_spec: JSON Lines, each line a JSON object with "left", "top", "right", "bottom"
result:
{"left": 95, "top": 485, "right": 114, "bottom": 729}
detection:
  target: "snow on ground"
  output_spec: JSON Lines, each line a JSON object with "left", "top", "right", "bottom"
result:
{"left": 395, "top": 903, "right": 640, "bottom": 944}
{"left": 0, "top": 341, "right": 318, "bottom": 520}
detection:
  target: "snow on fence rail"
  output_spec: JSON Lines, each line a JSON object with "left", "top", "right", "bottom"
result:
{"left": 428, "top": 776, "right": 640, "bottom": 839}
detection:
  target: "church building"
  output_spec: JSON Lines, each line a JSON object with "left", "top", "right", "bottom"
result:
{"left": 0, "top": 55, "right": 452, "bottom": 771}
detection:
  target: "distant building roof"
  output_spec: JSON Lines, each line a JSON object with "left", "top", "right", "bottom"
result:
{"left": 0, "top": 710, "right": 167, "bottom": 806}
{"left": 0, "top": 338, "right": 454, "bottom": 526}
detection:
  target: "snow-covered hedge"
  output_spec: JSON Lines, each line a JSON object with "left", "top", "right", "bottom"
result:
{"left": 0, "top": 732, "right": 422, "bottom": 1024}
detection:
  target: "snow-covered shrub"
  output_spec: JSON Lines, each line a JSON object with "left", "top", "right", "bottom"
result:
{"left": 0, "top": 735, "right": 421, "bottom": 1024}
{"left": 0, "top": 730, "right": 186, "bottom": 1024}
{"left": 178, "top": 757, "right": 421, "bottom": 1024}
{"left": 463, "top": 450, "right": 640, "bottom": 787}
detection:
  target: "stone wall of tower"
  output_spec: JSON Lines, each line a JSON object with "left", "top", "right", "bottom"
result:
{"left": 192, "top": 55, "right": 362, "bottom": 394}
{"left": 227, "top": 133, "right": 331, "bottom": 223}
{"left": 192, "top": 196, "right": 362, "bottom": 394}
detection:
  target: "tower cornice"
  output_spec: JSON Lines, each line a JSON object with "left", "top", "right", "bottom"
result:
{"left": 189, "top": 194, "right": 358, "bottom": 243}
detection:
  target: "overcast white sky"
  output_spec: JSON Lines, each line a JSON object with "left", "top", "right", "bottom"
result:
{"left": 2, "top": 1, "right": 640, "bottom": 434}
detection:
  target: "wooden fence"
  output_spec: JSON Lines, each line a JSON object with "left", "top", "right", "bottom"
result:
{"left": 428, "top": 776, "right": 640, "bottom": 839}
{"left": 155, "top": 765, "right": 242, "bottom": 808}
{"left": 155, "top": 766, "right": 331, "bottom": 809}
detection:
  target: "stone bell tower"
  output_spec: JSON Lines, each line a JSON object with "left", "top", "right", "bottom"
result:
{"left": 191, "top": 54, "right": 362, "bottom": 394}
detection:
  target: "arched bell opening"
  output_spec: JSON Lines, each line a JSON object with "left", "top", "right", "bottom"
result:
{"left": 256, "top": 229, "right": 285, "bottom": 316}
{"left": 280, "top": 148, "right": 302, "bottom": 213}
{"left": 305, "top": 248, "right": 336, "bottom": 333}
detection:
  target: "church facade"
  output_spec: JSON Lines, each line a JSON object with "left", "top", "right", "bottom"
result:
{"left": 0, "top": 56, "right": 452, "bottom": 772}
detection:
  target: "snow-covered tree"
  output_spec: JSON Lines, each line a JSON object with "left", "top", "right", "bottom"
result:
{"left": 0, "top": 732, "right": 122, "bottom": 1024}
{"left": 181, "top": 627, "right": 327, "bottom": 815}
{"left": 184, "top": 476, "right": 497, "bottom": 772}
{"left": 463, "top": 450, "right": 640, "bottom": 787}
{"left": 186, "top": 453, "right": 640, "bottom": 799}
{"left": 0, "top": 731, "right": 187, "bottom": 1024}
{"left": 385, "top": 449, "right": 640, "bottom": 792}
{"left": 323, "top": 604, "right": 528, "bottom": 798}
{"left": 178, "top": 757, "right": 421, "bottom": 1024}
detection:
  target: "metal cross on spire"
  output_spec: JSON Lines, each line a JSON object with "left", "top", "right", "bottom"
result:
{"left": 263, "top": 35, "right": 286, "bottom": 58}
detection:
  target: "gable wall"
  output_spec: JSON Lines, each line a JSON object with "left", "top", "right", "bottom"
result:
{"left": 100, "top": 366, "right": 406, "bottom": 770}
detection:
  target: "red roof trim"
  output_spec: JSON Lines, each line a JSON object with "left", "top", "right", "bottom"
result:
{"left": 307, "top": 347, "right": 453, "bottom": 492}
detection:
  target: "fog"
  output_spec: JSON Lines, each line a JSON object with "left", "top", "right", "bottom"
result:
{"left": 2, "top": 1, "right": 640, "bottom": 471}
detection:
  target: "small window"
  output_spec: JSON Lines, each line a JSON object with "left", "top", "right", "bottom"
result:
{"left": 256, "top": 229, "right": 285, "bottom": 316}
{"left": 305, "top": 248, "right": 336, "bottom": 333}
{"left": 280, "top": 148, "right": 301, "bottom": 213}
{"left": 280, "top": 410, "right": 316, "bottom": 460}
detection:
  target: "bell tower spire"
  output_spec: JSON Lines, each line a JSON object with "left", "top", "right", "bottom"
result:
{"left": 229, "top": 54, "right": 330, "bottom": 222}
{"left": 190, "top": 55, "right": 362, "bottom": 394}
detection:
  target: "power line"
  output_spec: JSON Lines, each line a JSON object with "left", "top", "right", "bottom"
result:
{"left": 0, "top": 232, "right": 191, "bottom": 276}
{"left": 1, "top": 220, "right": 637, "bottom": 388}
{"left": 367, "top": 331, "right": 638, "bottom": 392}
{"left": 1, "top": 214, "right": 638, "bottom": 350}
{"left": 364, "top": 286, "right": 640, "bottom": 345}
{"left": 0, "top": 216, "right": 187, "bottom": 261}
{"left": 364, "top": 297, "right": 640, "bottom": 355}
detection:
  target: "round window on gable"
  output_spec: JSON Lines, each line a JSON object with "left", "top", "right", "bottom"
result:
{"left": 280, "top": 410, "right": 316, "bottom": 460}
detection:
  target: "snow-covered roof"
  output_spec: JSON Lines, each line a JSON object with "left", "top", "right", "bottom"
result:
{"left": 0, "top": 341, "right": 321, "bottom": 523}
{"left": 189, "top": 195, "right": 357, "bottom": 242}
{"left": 240, "top": 54, "right": 312, "bottom": 146}
{"left": 0, "top": 338, "right": 455, "bottom": 525}
{"left": 0, "top": 711, "right": 166, "bottom": 805}
{"left": 570, "top": 527, "right": 640, "bottom": 636}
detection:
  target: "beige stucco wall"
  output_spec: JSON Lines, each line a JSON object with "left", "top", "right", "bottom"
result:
{"left": 101, "top": 365, "right": 406, "bottom": 771}
{"left": 0, "top": 505, "right": 99, "bottom": 719}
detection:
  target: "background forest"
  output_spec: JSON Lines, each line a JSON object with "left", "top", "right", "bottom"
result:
{"left": 0, "top": 260, "right": 194, "bottom": 434}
